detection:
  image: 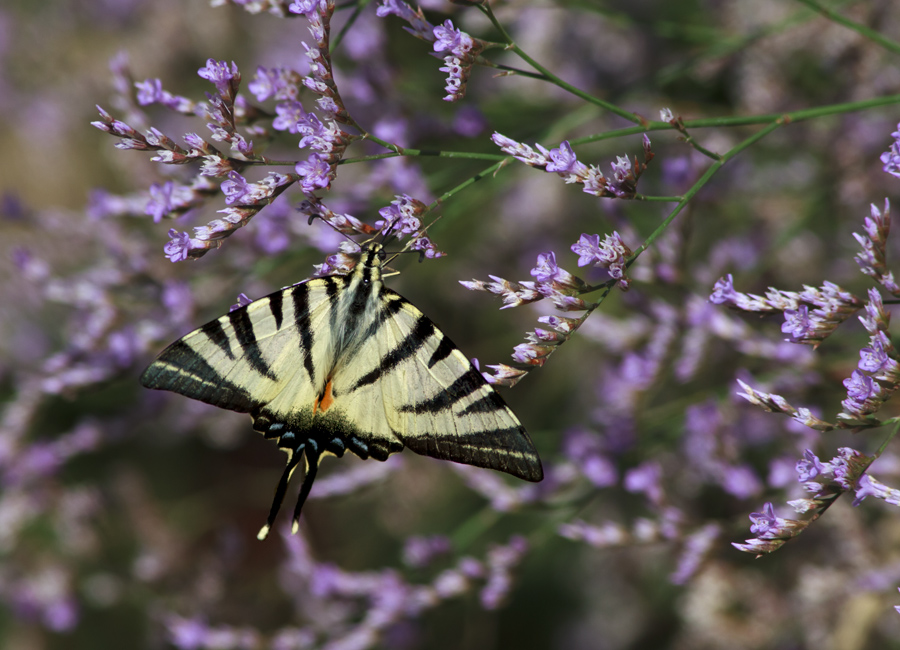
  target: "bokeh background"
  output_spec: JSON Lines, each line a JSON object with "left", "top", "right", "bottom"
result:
{"left": 4, "top": 0, "right": 900, "bottom": 648}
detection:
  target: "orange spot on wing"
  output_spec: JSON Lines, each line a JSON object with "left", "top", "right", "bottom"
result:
{"left": 315, "top": 379, "right": 335, "bottom": 413}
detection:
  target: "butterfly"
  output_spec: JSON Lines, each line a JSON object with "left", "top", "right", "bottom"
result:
{"left": 140, "top": 241, "right": 543, "bottom": 539}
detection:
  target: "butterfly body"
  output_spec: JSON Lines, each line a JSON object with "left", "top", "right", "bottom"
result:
{"left": 141, "top": 242, "right": 543, "bottom": 539}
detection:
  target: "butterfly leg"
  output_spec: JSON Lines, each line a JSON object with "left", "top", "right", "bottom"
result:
{"left": 257, "top": 445, "right": 304, "bottom": 541}
{"left": 290, "top": 437, "right": 321, "bottom": 534}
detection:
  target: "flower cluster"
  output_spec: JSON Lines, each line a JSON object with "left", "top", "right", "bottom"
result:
{"left": 734, "top": 447, "right": 882, "bottom": 556}
{"left": 461, "top": 233, "right": 631, "bottom": 385}
{"left": 433, "top": 19, "right": 486, "bottom": 102}
{"left": 492, "top": 134, "right": 654, "bottom": 199}
{"left": 839, "top": 288, "right": 900, "bottom": 425}
{"left": 853, "top": 200, "right": 899, "bottom": 295}
{"left": 710, "top": 275, "right": 863, "bottom": 347}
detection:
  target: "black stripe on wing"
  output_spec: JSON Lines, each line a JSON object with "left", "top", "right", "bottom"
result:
{"left": 403, "top": 424, "right": 543, "bottom": 482}
{"left": 349, "top": 314, "right": 435, "bottom": 393}
{"left": 398, "top": 367, "right": 484, "bottom": 414}
{"left": 458, "top": 390, "right": 509, "bottom": 415}
{"left": 201, "top": 318, "right": 235, "bottom": 360}
{"left": 140, "top": 340, "right": 260, "bottom": 413}
{"left": 291, "top": 282, "right": 317, "bottom": 384}
{"left": 427, "top": 335, "right": 455, "bottom": 368}
{"left": 228, "top": 308, "right": 278, "bottom": 381}
{"left": 268, "top": 291, "right": 284, "bottom": 330}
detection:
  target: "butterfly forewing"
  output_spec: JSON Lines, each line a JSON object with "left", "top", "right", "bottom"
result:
{"left": 140, "top": 241, "right": 543, "bottom": 538}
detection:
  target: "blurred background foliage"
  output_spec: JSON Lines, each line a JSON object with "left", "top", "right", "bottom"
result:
{"left": 3, "top": 0, "right": 900, "bottom": 648}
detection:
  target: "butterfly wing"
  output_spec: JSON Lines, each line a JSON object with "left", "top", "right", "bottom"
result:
{"left": 329, "top": 288, "right": 543, "bottom": 482}
{"left": 140, "top": 277, "right": 341, "bottom": 417}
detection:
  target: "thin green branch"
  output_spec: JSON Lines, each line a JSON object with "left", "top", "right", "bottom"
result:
{"left": 794, "top": 0, "right": 900, "bottom": 55}
{"left": 477, "top": 2, "right": 639, "bottom": 124}
{"left": 631, "top": 120, "right": 785, "bottom": 258}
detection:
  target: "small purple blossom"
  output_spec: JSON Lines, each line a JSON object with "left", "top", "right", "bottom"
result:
{"left": 374, "top": 194, "right": 426, "bottom": 235}
{"left": 433, "top": 20, "right": 475, "bottom": 57}
{"left": 531, "top": 252, "right": 570, "bottom": 285}
{"left": 843, "top": 369, "right": 876, "bottom": 403}
{"left": 295, "top": 153, "right": 332, "bottom": 193}
{"left": 289, "top": 0, "right": 324, "bottom": 17}
{"left": 273, "top": 101, "right": 308, "bottom": 133}
{"left": 197, "top": 59, "right": 240, "bottom": 95}
{"left": 220, "top": 171, "right": 251, "bottom": 205}
{"left": 782, "top": 305, "right": 812, "bottom": 341}
{"left": 624, "top": 461, "right": 663, "bottom": 505}
{"left": 796, "top": 449, "right": 826, "bottom": 482}
{"left": 709, "top": 273, "right": 740, "bottom": 305}
{"left": 376, "top": 0, "right": 435, "bottom": 41}
{"left": 164, "top": 229, "right": 196, "bottom": 263}
{"left": 410, "top": 234, "right": 445, "bottom": 259}
{"left": 135, "top": 78, "right": 164, "bottom": 105}
{"left": 544, "top": 141, "right": 585, "bottom": 174}
{"left": 748, "top": 502, "right": 784, "bottom": 538}
{"left": 145, "top": 181, "right": 175, "bottom": 222}
{"left": 853, "top": 473, "right": 900, "bottom": 507}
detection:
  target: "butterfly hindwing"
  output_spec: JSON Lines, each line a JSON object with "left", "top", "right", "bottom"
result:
{"left": 140, "top": 241, "right": 544, "bottom": 539}
{"left": 330, "top": 289, "right": 543, "bottom": 482}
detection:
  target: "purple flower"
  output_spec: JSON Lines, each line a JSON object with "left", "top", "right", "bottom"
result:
{"left": 796, "top": 449, "right": 826, "bottom": 482}
{"left": 410, "top": 234, "right": 444, "bottom": 259}
{"left": 433, "top": 20, "right": 475, "bottom": 57}
{"left": 624, "top": 461, "right": 663, "bottom": 504}
{"left": 859, "top": 338, "right": 891, "bottom": 373}
{"left": 606, "top": 155, "right": 635, "bottom": 197}
{"left": 273, "top": 101, "right": 307, "bottom": 133}
{"left": 853, "top": 473, "right": 900, "bottom": 506}
{"left": 135, "top": 78, "right": 164, "bottom": 105}
{"left": 164, "top": 229, "right": 195, "bottom": 263}
{"left": 530, "top": 252, "right": 564, "bottom": 283}
{"left": 492, "top": 132, "right": 551, "bottom": 166}
{"left": 709, "top": 274, "right": 740, "bottom": 304}
{"left": 376, "top": 0, "right": 435, "bottom": 41}
{"left": 246, "top": 65, "right": 299, "bottom": 102}
{"left": 197, "top": 59, "right": 239, "bottom": 95}
{"left": 375, "top": 194, "right": 424, "bottom": 235}
{"left": 220, "top": 171, "right": 251, "bottom": 205}
{"left": 288, "top": 0, "right": 323, "bottom": 16}
{"left": 145, "top": 181, "right": 175, "bottom": 222}
{"left": 782, "top": 305, "right": 812, "bottom": 341}
{"left": 748, "top": 502, "right": 783, "bottom": 538}
{"left": 843, "top": 369, "right": 876, "bottom": 402}
{"left": 295, "top": 153, "right": 332, "bottom": 193}
{"left": 544, "top": 141, "right": 585, "bottom": 175}
{"left": 571, "top": 233, "right": 601, "bottom": 266}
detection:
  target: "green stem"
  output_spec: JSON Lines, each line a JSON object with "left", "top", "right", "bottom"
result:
{"left": 632, "top": 120, "right": 785, "bottom": 258}
{"left": 794, "top": 0, "right": 900, "bottom": 55}
{"left": 330, "top": 0, "right": 372, "bottom": 51}
{"left": 478, "top": 3, "right": 638, "bottom": 124}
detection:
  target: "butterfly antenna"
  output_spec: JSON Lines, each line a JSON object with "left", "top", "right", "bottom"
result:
{"left": 290, "top": 439, "right": 321, "bottom": 534}
{"left": 257, "top": 447, "right": 303, "bottom": 541}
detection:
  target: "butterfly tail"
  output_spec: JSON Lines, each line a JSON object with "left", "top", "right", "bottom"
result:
{"left": 257, "top": 448, "right": 303, "bottom": 541}
{"left": 290, "top": 439, "right": 321, "bottom": 534}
